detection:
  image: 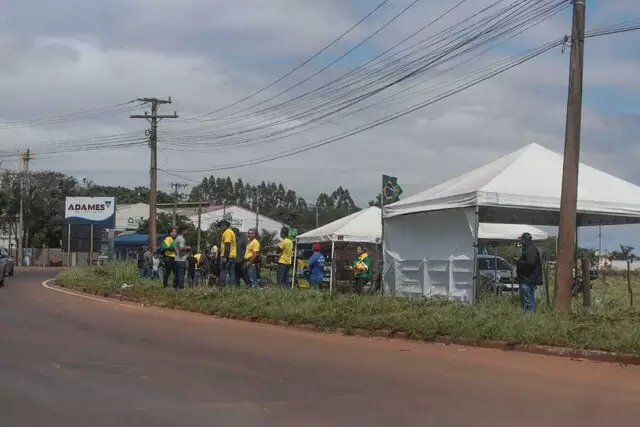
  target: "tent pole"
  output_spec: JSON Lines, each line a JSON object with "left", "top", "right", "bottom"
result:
{"left": 291, "top": 238, "right": 298, "bottom": 289}
{"left": 330, "top": 240, "right": 335, "bottom": 295}
{"left": 473, "top": 205, "right": 480, "bottom": 303}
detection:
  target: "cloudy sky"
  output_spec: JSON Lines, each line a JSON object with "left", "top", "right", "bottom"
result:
{"left": 1, "top": 0, "right": 639, "bottom": 250}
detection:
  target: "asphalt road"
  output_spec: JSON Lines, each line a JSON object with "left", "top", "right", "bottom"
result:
{"left": 2, "top": 270, "right": 640, "bottom": 426}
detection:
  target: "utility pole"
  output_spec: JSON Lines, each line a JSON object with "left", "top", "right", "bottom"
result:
{"left": 131, "top": 98, "right": 178, "bottom": 253}
{"left": 197, "top": 200, "right": 202, "bottom": 251}
{"left": 17, "top": 149, "right": 32, "bottom": 267}
{"left": 170, "top": 182, "right": 188, "bottom": 228}
{"left": 554, "top": 0, "right": 586, "bottom": 312}
{"left": 315, "top": 204, "right": 319, "bottom": 228}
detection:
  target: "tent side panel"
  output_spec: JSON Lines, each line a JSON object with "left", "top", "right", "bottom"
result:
{"left": 383, "top": 208, "right": 475, "bottom": 302}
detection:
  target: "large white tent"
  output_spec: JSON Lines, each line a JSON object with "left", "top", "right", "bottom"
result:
{"left": 383, "top": 143, "right": 640, "bottom": 302}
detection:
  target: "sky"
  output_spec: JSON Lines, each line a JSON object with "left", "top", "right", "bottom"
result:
{"left": 0, "top": 0, "right": 639, "bottom": 251}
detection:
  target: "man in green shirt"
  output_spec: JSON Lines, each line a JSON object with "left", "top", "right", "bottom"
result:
{"left": 345, "top": 245, "right": 371, "bottom": 293}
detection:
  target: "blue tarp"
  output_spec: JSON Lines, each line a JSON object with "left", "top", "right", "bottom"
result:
{"left": 114, "top": 233, "right": 168, "bottom": 248}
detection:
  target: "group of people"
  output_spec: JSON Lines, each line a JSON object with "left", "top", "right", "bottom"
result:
{"left": 150, "top": 221, "right": 297, "bottom": 290}
{"left": 136, "top": 220, "right": 374, "bottom": 293}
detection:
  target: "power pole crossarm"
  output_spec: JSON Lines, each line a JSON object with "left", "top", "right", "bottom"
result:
{"left": 554, "top": 0, "right": 586, "bottom": 312}
{"left": 131, "top": 98, "right": 178, "bottom": 253}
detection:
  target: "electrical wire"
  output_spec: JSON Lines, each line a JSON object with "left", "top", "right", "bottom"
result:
{"left": 164, "top": 38, "right": 563, "bottom": 173}
{"left": 182, "top": 0, "right": 393, "bottom": 121}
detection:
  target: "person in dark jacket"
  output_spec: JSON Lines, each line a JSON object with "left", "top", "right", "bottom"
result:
{"left": 516, "top": 232, "right": 542, "bottom": 312}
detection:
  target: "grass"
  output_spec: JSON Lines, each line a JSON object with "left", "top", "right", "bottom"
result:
{"left": 56, "top": 262, "right": 640, "bottom": 355}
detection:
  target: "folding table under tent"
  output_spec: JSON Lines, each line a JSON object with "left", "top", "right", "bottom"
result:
{"left": 294, "top": 206, "right": 382, "bottom": 292}
{"left": 382, "top": 143, "right": 640, "bottom": 302}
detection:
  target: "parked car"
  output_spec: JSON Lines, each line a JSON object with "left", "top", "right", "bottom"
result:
{"left": 477, "top": 254, "right": 517, "bottom": 293}
{"left": 0, "top": 246, "right": 13, "bottom": 278}
{"left": 0, "top": 251, "right": 7, "bottom": 287}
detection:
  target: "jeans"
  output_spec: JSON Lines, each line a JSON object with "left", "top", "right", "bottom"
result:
{"left": 309, "top": 276, "right": 323, "bottom": 289}
{"left": 244, "top": 263, "right": 260, "bottom": 288}
{"left": 140, "top": 266, "right": 152, "bottom": 278}
{"left": 276, "top": 263, "right": 291, "bottom": 288}
{"left": 173, "top": 261, "right": 186, "bottom": 289}
{"left": 187, "top": 270, "right": 196, "bottom": 287}
{"left": 162, "top": 257, "right": 175, "bottom": 288}
{"left": 220, "top": 258, "right": 236, "bottom": 288}
{"left": 519, "top": 283, "right": 537, "bottom": 312}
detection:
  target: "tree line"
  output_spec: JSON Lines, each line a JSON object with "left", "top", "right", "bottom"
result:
{"left": 0, "top": 170, "right": 362, "bottom": 249}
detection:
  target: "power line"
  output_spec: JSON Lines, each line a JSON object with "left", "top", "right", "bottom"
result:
{"left": 0, "top": 100, "right": 141, "bottom": 129}
{"left": 183, "top": 0, "right": 393, "bottom": 121}
{"left": 165, "top": 38, "right": 563, "bottom": 173}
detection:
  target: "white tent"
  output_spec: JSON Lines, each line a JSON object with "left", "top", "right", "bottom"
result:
{"left": 294, "top": 206, "right": 381, "bottom": 293}
{"left": 478, "top": 223, "right": 547, "bottom": 241}
{"left": 297, "top": 206, "right": 382, "bottom": 244}
{"left": 192, "top": 205, "right": 284, "bottom": 236}
{"left": 382, "top": 143, "right": 640, "bottom": 302}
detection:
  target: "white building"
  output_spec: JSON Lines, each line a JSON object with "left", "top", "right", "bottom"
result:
{"left": 191, "top": 205, "right": 285, "bottom": 236}
{"left": 115, "top": 203, "right": 170, "bottom": 231}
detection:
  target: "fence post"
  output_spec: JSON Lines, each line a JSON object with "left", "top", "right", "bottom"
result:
{"left": 582, "top": 257, "right": 590, "bottom": 307}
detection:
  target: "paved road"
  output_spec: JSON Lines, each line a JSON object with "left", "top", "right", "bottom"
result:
{"left": 2, "top": 270, "right": 640, "bottom": 426}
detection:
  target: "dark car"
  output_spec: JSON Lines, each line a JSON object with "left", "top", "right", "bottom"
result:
{"left": 1, "top": 247, "right": 14, "bottom": 277}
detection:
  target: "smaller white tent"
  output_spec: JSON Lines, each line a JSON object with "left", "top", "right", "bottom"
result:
{"left": 297, "top": 206, "right": 382, "bottom": 244}
{"left": 479, "top": 223, "right": 547, "bottom": 241}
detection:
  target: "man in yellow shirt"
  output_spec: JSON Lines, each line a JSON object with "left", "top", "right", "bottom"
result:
{"left": 219, "top": 220, "right": 236, "bottom": 287}
{"left": 276, "top": 227, "right": 293, "bottom": 288}
{"left": 160, "top": 228, "right": 178, "bottom": 288}
{"left": 243, "top": 229, "right": 261, "bottom": 288}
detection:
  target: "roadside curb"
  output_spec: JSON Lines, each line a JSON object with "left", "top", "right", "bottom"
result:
{"left": 17, "top": 267, "right": 64, "bottom": 271}
{"left": 54, "top": 282, "right": 640, "bottom": 366}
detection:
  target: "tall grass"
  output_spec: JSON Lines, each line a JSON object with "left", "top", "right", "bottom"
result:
{"left": 57, "top": 262, "right": 640, "bottom": 355}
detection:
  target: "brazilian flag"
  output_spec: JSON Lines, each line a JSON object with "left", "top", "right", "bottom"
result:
{"left": 382, "top": 175, "right": 403, "bottom": 204}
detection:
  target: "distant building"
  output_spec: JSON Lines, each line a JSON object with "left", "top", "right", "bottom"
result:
{"left": 191, "top": 205, "right": 285, "bottom": 237}
{"left": 115, "top": 203, "right": 170, "bottom": 231}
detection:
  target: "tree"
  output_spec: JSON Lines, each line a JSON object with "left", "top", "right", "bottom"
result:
{"left": 258, "top": 229, "right": 277, "bottom": 250}
{"left": 137, "top": 213, "right": 193, "bottom": 236}
{"left": 368, "top": 194, "right": 382, "bottom": 208}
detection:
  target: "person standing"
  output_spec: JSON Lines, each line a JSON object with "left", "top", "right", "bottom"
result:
{"left": 307, "top": 243, "right": 325, "bottom": 289}
{"left": 173, "top": 228, "right": 189, "bottom": 290}
{"left": 219, "top": 220, "right": 237, "bottom": 287}
{"left": 187, "top": 247, "right": 198, "bottom": 288}
{"left": 345, "top": 245, "right": 371, "bottom": 293}
{"left": 142, "top": 246, "right": 153, "bottom": 278}
{"left": 234, "top": 228, "right": 248, "bottom": 286}
{"left": 516, "top": 232, "right": 542, "bottom": 312}
{"left": 161, "top": 228, "right": 177, "bottom": 288}
{"left": 243, "top": 229, "right": 261, "bottom": 288}
{"left": 152, "top": 253, "right": 160, "bottom": 279}
{"left": 276, "top": 227, "right": 293, "bottom": 288}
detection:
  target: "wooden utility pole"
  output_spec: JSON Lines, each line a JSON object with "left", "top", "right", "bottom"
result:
{"left": 17, "top": 149, "right": 32, "bottom": 267}
{"left": 197, "top": 200, "right": 202, "bottom": 251}
{"left": 255, "top": 189, "right": 260, "bottom": 232}
{"left": 554, "top": 0, "right": 586, "bottom": 312}
{"left": 131, "top": 98, "right": 178, "bottom": 253}
{"left": 170, "top": 182, "right": 188, "bottom": 228}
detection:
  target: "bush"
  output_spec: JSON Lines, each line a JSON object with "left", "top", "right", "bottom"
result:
{"left": 56, "top": 262, "right": 640, "bottom": 355}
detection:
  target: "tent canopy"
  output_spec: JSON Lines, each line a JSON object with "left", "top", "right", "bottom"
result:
{"left": 297, "top": 206, "right": 547, "bottom": 244}
{"left": 384, "top": 143, "right": 640, "bottom": 226}
{"left": 114, "top": 233, "right": 167, "bottom": 247}
{"left": 297, "top": 206, "right": 382, "bottom": 244}
{"left": 478, "top": 223, "right": 547, "bottom": 241}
